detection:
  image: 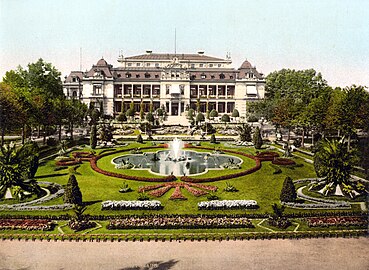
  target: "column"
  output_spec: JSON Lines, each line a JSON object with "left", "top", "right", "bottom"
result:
{"left": 178, "top": 101, "right": 181, "bottom": 116}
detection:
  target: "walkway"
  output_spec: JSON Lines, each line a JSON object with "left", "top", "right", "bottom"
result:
{"left": 0, "top": 238, "right": 368, "bottom": 270}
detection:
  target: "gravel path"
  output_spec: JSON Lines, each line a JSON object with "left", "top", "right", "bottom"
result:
{"left": 0, "top": 238, "right": 368, "bottom": 270}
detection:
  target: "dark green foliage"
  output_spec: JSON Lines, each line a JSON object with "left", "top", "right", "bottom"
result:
{"left": 90, "top": 125, "right": 97, "bottom": 149}
{"left": 146, "top": 112, "right": 155, "bottom": 123}
{"left": 97, "top": 124, "right": 113, "bottom": 142}
{"left": 268, "top": 203, "right": 291, "bottom": 229}
{"left": 136, "top": 134, "right": 143, "bottom": 143}
{"left": 269, "top": 164, "right": 282, "bottom": 174}
{"left": 224, "top": 182, "right": 238, "bottom": 192}
{"left": 116, "top": 112, "right": 127, "bottom": 122}
{"left": 207, "top": 192, "right": 219, "bottom": 201}
{"left": 237, "top": 123, "right": 252, "bottom": 142}
{"left": 253, "top": 126, "right": 263, "bottom": 149}
{"left": 201, "top": 123, "right": 216, "bottom": 134}
{"left": 280, "top": 176, "right": 297, "bottom": 202}
{"left": 314, "top": 138, "right": 356, "bottom": 185}
{"left": 221, "top": 114, "right": 230, "bottom": 125}
{"left": 232, "top": 109, "right": 239, "bottom": 118}
{"left": 196, "top": 112, "right": 205, "bottom": 124}
{"left": 209, "top": 109, "right": 218, "bottom": 119}
{"left": 210, "top": 134, "right": 217, "bottom": 144}
{"left": 64, "top": 174, "right": 83, "bottom": 205}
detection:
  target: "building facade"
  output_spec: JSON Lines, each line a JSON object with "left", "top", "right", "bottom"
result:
{"left": 63, "top": 51, "right": 265, "bottom": 120}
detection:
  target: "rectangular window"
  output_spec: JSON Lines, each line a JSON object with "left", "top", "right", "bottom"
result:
{"left": 146, "top": 63, "right": 150, "bottom": 67}
{"left": 93, "top": 85, "right": 102, "bottom": 95}
{"left": 199, "top": 64, "right": 204, "bottom": 67}
{"left": 218, "top": 102, "right": 225, "bottom": 113}
{"left": 227, "top": 102, "right": 235, "bottom": 113}
{"left": 209, "top": 64, "right": 213, "bottom": 67}
{"left": 127, "top": 63, "right": 132, "bottom": 67}
{"left": 136, "top": 63, "right": 141, "bottom": 67}
{"left": 191, "top": 64, "right": 195, "bottom": 68}
{"left": 155, "top": 63, "right": 159, "bottom": 67}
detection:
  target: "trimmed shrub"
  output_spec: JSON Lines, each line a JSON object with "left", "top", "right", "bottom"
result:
{"left": 210, "top": 134, "right": 217, "bottom": 144}
{"left": 64, "top": 174, "right": 83, "bottom": 205}
{"left": 253, "top": 126, "right": 263, "bottom": 149}
{"left": 136, "top": 134, "right": 143, "bottom": 143}
{"left": 280, "top": 176, "right": 297, "bottom": 202}
{"left": 90, "top": 125, "right": 97, "bottom": 149}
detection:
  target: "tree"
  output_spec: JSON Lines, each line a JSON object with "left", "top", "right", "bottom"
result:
{"left": 187, "top": 108, "right": 195, "bottom": 119}
{"left": 64, "top": 174, "right": 83, "bottom": 205}
{"left": 90, "top": 125, "right": 97, "bottom": 149}
{"left": 139, "top": 101, "right": 145, "bottom": 121}
{"left": 136, "top": 134, "right": 143, "bottom": 143}
{"left": 97, "top": 124, "right": 113, "bottom": 142}
{"left": 0, "top": 142, "right": 42, "bottom": 198}
{"left": 146, "top": 112, "right": 155, "bottom": 124}
{"left": 209, "top": 109, "right": 218, "bottom": 121}
{"left": 221, "top": 114, "right": 230, "bottom": 126}
{"left": 314, "top": 138, "right": 356, "bottom": 187}
{"left": 196, "top": 112, "right": 205, "bottom": 125}
{"left": 232, "top": 109, "right": 239, "bottom": 122}
{"left": 0, "top": 83, "right": 23, "bottom": 145}
{"left": 116, "top": 111, "right": 127, "bottom": 122}
{"left": 253, "top": 126, "right": 263, "bottom": 149}
{"left": 65, "top": 99, "right": 87, "bottom": 141}
{"left": 210, "top": 134, "right": 217, "bottom": 143}
{"left": 237, "top": 123, "right": 252, "bottom": 142}
{"left": 280, "top": 176, "right": 297, "bottom": 202}
{"left": 125, "top": 108, "right": 135, "bottom": 121}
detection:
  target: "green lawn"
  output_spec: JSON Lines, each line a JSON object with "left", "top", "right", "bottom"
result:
{"left": 0, "top": 141, "right": 322, "bottom": 217}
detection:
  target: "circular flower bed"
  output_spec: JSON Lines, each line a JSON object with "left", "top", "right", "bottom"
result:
{"left": 272, "top": 157, "right": 296, "bottom": 166}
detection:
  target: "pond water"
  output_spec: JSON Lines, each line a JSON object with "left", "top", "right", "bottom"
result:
{"left": 112, "top": 150, "right": 242, "bottom": 176}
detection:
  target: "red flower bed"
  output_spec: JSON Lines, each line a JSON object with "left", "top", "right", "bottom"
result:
{"left": 183, "top": 185, "right": 208, "bottom": 197}
{"left": 169, "top": 186, "right": 187, "bottom": 200}
{"left": 255, "top": 151, "right": 280, "bottom": 161}
{"left": 0, "top": 219, "right": 54, "bottom": 231}
{"left": 72, "top": 152, "right": 95, "bottom": 161}
{"left": 138, "top": 182, "right": 216, "bottom": 199}
{"left": 56, "top": 158, "right": 81, "bottom": 166}
{"left": 272, "top": 157, "right": 296, "bottom": 166}
{"left": 306, "top": 216, "right": 367, "bottom": 227}
{"left": 149, "top": 186, "right": 172, "bottom": 197}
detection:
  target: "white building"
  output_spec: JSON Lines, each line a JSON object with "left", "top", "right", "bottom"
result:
{"left": 63, "top": 51, "right": 265, "bottom": 120}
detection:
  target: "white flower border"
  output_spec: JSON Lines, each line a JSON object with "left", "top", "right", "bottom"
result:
{"left": 198, "top": 200, "right": 258, "bottom": 210}
{"left": 101, "top": 200, "right": 162, "bottom": 210}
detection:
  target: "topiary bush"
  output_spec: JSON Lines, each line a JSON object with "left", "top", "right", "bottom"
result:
{"left": 136, "top": 134, "right": 143, "bottom": 143}
{"left": 280, "top": 176, "right": 297, "bottom": 202}
{"left": 64, "top": 174, "right": 83, "bottom": 205}
{"left": 210, "top": 134, "right": 217, "bottom": 144}
{"left": 253, "top": 126, "right": 263, "bottom": 149}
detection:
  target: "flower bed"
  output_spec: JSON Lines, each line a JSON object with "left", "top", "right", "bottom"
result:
{"left": 138, "top": 182, "right": 217, "bottom": 199}
{"left": 0, "top": 219, "right": 54, "bottom": 231}
{"left": 69, "top": 220, "right": 97, "bottom": 232}
{"left": 306, "top": 216, "right": 367, "bottom": 227}
{"left": 107, "top": 216, "right": 254, "bottom": 229}
{"left": 272, "top": 157, "right": 296, "bottom": 166}
{"left": 101, "top": 200, "right": 162, "bottom": 210}
{"left": 255, "top": 151, "right": 280, "bottom": 161}
{"left": 198, "top": 200, "right": 259, "bottom": 210}
{"left": 169, "top": 186, "right": 187, "bottom": 200}
{"left": 72, "top": 151, "right": 95, "bottom": 161}
{"left": 56, "top": 158, "right": 81, "bottom": 166}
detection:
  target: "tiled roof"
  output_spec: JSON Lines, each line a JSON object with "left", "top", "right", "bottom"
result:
{"left": 96, "top": 58, "right": 109, "bottom": 66}
{"left": 125, "top": 53, "right": 226, "bottom": 61}
{"left": 239, "top": 60, "right": 253, "bottom": 69}
{"left": 64, "top": 71, "right": 84, "bottom": 83}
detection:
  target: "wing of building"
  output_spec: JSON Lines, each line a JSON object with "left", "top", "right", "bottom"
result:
{"left": 63, "top": 51, "right": 265, "bottom": 119}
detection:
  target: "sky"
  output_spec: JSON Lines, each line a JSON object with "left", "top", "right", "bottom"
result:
{"left": 0, "top": 0, "right": 368, "bottom": 87}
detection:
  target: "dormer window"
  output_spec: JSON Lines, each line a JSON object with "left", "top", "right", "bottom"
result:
{"left": 230, "top": 75, "right": 234, "bottom": 79}
{"left": 145, "top": 73, "right": 151, "bottom": 78}
{"left": 72, "top": 77, "right": 76, "bottom": 82}
{"left": 155, "top": 74, "right": 159, "bottom": 78}
{"left": 136, "top": 74, "right": 140, "bottom": 78}
{"left": 211, "top": 75, "right": 215, "bottom": 79}
{"left": 201, "top": 73, "right": 206, "bottom": 79}
{"left": 220, "top": 73, "right": 225, "bottom": 79}
{"left": 191, "top": 75, "right": 196, "bottom": 80}
{"left": 126, "top": 73, "right": 131, "bottom": 78}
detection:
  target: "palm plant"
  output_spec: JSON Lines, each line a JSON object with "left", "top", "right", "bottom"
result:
{"left": 0, "top": 142, "right": 42, "bottom": 198}
{"left": 314, "top": 138, "right": 355, "bottom": 186}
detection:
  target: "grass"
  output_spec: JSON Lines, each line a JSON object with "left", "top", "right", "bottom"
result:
{"left": 0, "top": 141, "right": 364, "bottom": 219}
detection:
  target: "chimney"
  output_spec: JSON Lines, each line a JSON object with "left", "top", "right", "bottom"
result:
{"left": 197, "top": 50, "right": 204, "bottom": 55}
{"left": 146, "top": 50, "right": 153, "bottom": 54}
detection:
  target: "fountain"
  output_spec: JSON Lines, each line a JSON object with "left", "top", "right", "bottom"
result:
{"left": 112, "top": 138, "right": 243, "bottom": 176}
